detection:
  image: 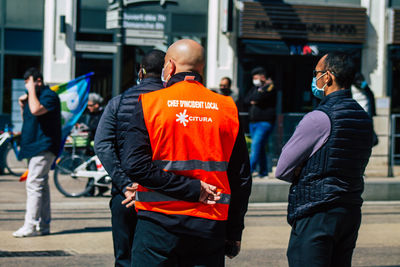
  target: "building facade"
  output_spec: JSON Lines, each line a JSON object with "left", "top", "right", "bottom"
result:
{"left": 0, "top": 0, "right": 399, "bottom": 175}
{"left": 207, "top": 0, "right": 399, "bottom": 176}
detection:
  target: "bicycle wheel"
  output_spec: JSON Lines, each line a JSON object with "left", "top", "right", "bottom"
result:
{"left": 5, "top": 143, "right": 28, "bottom": 176}
{"left": 53, "top": 154, "right": 94, "bottom": 197}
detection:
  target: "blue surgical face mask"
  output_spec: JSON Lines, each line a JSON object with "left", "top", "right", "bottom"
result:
{"left": 361, "top": 80, "right": 368, "bottom": 89}
{"left": 311, "top": 72, "right": 327, "bottom": 99}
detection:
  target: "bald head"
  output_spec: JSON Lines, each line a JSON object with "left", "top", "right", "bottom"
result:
{"left": 163, "top": 39, "right": 205, "bottom": 80}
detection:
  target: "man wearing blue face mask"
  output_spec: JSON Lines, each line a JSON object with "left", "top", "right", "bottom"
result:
{"left": 275, "top": 52, "right": 374, "bottom": 267}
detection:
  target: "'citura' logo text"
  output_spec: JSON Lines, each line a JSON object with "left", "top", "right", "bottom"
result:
{"left": 176, "top": 109, "right": 213, "bottom": 127}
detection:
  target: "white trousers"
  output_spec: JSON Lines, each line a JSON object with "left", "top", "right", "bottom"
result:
{"left": 24, "top": 151, "right": 56, "bottom": 230}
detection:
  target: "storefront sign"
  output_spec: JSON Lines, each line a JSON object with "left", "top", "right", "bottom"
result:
{"left": 122, "top": 12, "right": 167, "bottom": 45}
{"left": 123, "top": 13, "right": 166, "bottom": 30}
{"left": 123, "top": 0, "right": 177, "bottom": 6}
{"left": 125, "top": 36, "right": 167, "bottom": 46}
{"left": 106, "top": 9, "right": 119, "bottom": 29}
{"left": 75, "top": 42, "right": 118, "bottom": 53}
{"left": 240, "top": 3, "right": 367, "bottom": 43}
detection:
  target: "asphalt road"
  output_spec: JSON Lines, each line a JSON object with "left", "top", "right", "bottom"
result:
{"left": 0, "top": 174, "right": 399, "bottom": 266}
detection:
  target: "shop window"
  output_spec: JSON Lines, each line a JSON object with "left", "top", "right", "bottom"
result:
{"left": 5, "top": 0, "right": 44, "bottom": 29}
{"left": 391, "top": 59, "right": 400, "bottom": 113}
{"left": 4, "top": 29, "right": 42, "bottom": 52}
{"left": 77, "top": 0, "right": 113, "bottom": 41}
{"left": 79, "top": 8, "right": 107, "bottom": 32}
{"left": 75, "top": 53, "right": 113, "bottom": 102}
{"left": 78, "top": 0, "right": 110, "bottom": 32}
{"left": 76, "top": 32, "right": 113, "bottom": 42}
{"left": 3, "top": 55, "right": 41, "bottom": 114}
{"left": 391, "top": 0, "right": 400, "bottom": 7}
{"left": 171, "top": 14, "right": 207, "bottom": 33}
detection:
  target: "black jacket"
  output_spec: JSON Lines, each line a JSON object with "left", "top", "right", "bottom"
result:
{"left": 243, "top": 83, "right": 277, "bottom": 123}
{"left": 287, "top": 89, "right": 373, "bottom": 225}
{"left": 94, "top": 77, "right": 164, "bottom": 196}
{"left": 121, "top": 72, "right": 252, "bottom": 241}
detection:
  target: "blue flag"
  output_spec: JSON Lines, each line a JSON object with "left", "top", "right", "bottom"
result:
{"left": 51, "top": 72, "right": 93, "bottom": 156}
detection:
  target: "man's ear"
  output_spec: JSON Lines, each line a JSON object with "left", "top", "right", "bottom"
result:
{"left": 168, "top": 60, "right": 176, "bottom": 77}
{"left": 326, "top": 71, "right": 334, "bottom": 86}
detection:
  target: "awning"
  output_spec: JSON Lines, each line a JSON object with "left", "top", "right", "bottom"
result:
{"left": 239, "top": 39, "right": 363, "bottom": 57}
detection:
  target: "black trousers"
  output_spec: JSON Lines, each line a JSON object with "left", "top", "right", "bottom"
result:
{"left": 110, "top": 194, "right": 138, "bottom": 267}
{"left": 287, "top": 206, "right": 361, "bottom": 267}
{"left": 131, "top": 218, "right": 225, "bottom": 267}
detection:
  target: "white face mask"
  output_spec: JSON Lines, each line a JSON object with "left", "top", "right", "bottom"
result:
{"left": 161, "top": 61, "right": 170, "bottom": 84}
{"left": 253, "top": 79, "right": 262, "bottom": 87}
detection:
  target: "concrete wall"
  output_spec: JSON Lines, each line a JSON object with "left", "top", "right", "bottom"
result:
{"left": 361, "top": 0, "right": 391, "bottom": 176}
{"left": 206, "top": 0, "right": 238, "bottom": 95}
{"left": 203, "top": 0, "right": 392, "bottom": 176}
{"left": 43, "top": 0, "right": 76, "bottom": 85}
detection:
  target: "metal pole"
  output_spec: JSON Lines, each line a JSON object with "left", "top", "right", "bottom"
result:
{"left": 389, "top": 114, "right": 395, "bottom": 177}
{"left": 0, "top": 0, "right": 5, "bottom": 113}
{"left": 112, "top": 0, "right": 123, "bottom": 97}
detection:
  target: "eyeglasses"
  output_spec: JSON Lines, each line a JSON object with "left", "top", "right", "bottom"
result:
{"left": 313, "top": 70, "right": 326, "bottom": 77}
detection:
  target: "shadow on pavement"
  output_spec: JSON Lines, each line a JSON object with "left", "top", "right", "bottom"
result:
{"left": 51, "top": 226, "right": 111, "bottom": 235}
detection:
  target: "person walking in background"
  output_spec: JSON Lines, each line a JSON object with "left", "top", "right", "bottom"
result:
{"left": 276, "top": 52, "right": 373, "bottom": 266}
{"left": 121, "top": 39, "right": 251, "bottom": 266}
{"left": 94, "top": 49, "right": 165, "bottom": 267}
{"left": 352, "top": 72, "right": 378, "bottom": 146}
{"left": 13, "top": 68, "right": 61, "bottom": 238}
{"left": 244, "top": 67, "right": 276, "bottom": 178}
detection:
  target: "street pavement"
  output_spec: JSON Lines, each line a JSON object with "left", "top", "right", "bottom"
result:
{"left": 0, "top": 173, "right": 399, "bottom": 266}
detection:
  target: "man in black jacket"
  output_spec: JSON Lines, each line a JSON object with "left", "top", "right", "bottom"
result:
{"left": 244, "top": 67, "right": 276, "bottom": 177}
{"left": 121, "top": 39, "right": 251, "bottom": 266}
{"left": 94, "top": 49, "right": 165, "bottom": 267}
{"left": 276, "top": 52, "right": 373, "bottom": 266}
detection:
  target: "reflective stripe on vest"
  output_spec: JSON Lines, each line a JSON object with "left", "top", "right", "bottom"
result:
{"left": 136, "top": 191, "right": 231, "bottom": 205}
{"left": 153, "top": 160, "right": 228, "bottom": 172}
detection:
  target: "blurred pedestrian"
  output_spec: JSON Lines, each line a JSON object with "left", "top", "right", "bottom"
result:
{"left": 121, "top": 39, "right": 251, "bottom": 266}
{"left": 85, "top": 92, "right": 104, "bottom": 143}
{"left": 13, "top": 67, "right": 61, "bottom": 237}
{"left": 78, "top": 92, "right": 107, "bottom": 196}
{"left": 276, "top": 52, "right": 373, "bottom": 266}
{"left": 352, "top": 72, "right": 378, "bottom": 146}
{"left": 95, "top": 49, "right": 165, "bottom": 267}
{"left": 219, "top": 77, "right": 232, "bottom": 96}
{"left": 244, "top": 67, "right": 276, "bottom": 178}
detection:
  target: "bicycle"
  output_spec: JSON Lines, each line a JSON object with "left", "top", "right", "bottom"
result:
{"left": 0, "top": 125, "right": 28, "bottom": 176}
{"left": 53, "top": 132, "right": 111, "bottom": 197}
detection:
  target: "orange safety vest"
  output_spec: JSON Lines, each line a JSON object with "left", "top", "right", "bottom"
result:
{"left": 135, "top": 79, "right": 240, "bottom": 221}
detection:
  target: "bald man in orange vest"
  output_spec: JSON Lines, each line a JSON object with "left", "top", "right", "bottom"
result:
{"left": 121, "top": 39, "right": 251, "bottom": 266}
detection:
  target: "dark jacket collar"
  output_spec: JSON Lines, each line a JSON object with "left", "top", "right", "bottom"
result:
{"left": 140, "top": 77, "right": 162, "bottom": 85}
{"left": 319, "top": 89, "right": 351, "bottom": 105}
{"left": 166, "top": 72, "right": 203, "bottom": 87}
